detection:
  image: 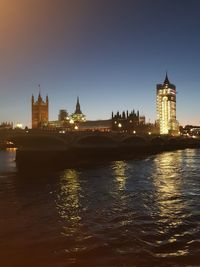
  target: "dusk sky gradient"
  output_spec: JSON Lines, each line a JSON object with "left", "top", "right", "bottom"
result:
{"left": 0, "top": 0, "right": 200, "bottom": 127}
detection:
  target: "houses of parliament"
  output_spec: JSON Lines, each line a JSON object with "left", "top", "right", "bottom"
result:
{"left": 31, "top": 91, "right": 157, "bottom": 134}
{"left": 31, "top": 90, "right": 86, "bottom": 130}
{"left": 31, "top": 74, "right": 179, "bottom": 135}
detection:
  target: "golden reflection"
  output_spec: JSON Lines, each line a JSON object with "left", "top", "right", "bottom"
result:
{"left": 6, "top": 147, "right": 17, "bottom": 152}
{"left": 57, "top": 169, "right": 81, "bottom": 227}
{"left": 112, "top": 161, "right": 127, "bottom": 191}
{"left": 152, "top": 151, "right": 191, "bottom": 256}
{"left": 156, "top": 249, "right": 189, "bottom": 257}
{"left": 153, "top": 151, "right": 185, "bottom": 227}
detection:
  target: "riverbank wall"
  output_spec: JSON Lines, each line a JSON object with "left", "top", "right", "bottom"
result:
{"left": 15, "top": 137, "right": 200, "bottom": 168}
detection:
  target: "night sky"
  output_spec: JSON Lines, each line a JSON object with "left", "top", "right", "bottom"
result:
{"left": 0, "top": 0, "right": 200, "bottom": 127}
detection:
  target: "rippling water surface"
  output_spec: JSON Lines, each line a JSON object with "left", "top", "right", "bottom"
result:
{"left": 0, "top": 149, "right": 200, "bottom": 266}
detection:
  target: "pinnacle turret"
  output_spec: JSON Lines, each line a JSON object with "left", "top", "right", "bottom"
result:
{"left": 164, "top": 73, "right": 170, "bottom": 85}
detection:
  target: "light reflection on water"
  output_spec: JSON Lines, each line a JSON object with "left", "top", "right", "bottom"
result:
{"left": 1, "top": 149, "right": 200, "bottom": 266}
{"left": 153, "top": 151, "right": 184, "bottom": 220}
{"left": 57, "top": 169, "right": 82, "bottom": 229}
{"left": 55, "top": 150, "right": 200, "bottom": 266}
{"left": 113, "top": 161, "right": 127, "bottom": 191}
{"left": 152, "top": 151, "right": 188, "bottom": 258}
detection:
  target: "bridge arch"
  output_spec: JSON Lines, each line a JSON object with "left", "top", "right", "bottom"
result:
{"left": 8, "top": 134, "right": 68, "bottom": 150}
{"left": 122, "top": 136, "right": 147, "bottom": 145}
{"left": 76, "top": 135, "right": 117, "bottom": 146}
{"left": 150, "top": 137, "right": 165, "bottom": 145}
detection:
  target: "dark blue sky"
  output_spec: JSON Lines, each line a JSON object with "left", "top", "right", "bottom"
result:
{"left": 0, "top": 0, "right": 200, "bottom": 127}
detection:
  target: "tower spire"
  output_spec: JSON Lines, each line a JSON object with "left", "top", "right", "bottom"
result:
{"left": 32, "top": 94, "right": 34, "bottom": 104}
{"left": 38, "top": 84, "right": 41, "bottom": 95}
{"left": 38, "top": 84, "right": 42, "bottom": 102}
{"left": 75, "top": 96, "right": 81, "bottom": 114}
{"left": 46, "top": 94, "right": 48, "bottom": 104}
{"left": 164, "top": 72, "right": 170, "bottom": 84}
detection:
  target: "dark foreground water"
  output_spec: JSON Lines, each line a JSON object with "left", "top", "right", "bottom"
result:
{"left": 0, "top": 149, "right": 200, "bottom": 267}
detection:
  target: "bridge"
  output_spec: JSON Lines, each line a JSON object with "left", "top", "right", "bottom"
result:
{"left": 0, "top": 129, "right": 189, "bottom": 151}
{"left": 1, "top": 129, "right": 200, "bottom": 166}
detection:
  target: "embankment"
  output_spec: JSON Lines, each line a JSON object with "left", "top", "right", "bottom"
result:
{"left": 15, "top": 137, "right": 200, "bottom": 168}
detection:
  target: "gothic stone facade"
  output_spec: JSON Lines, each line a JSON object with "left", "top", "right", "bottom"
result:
{"left": 32, "top": 93, "right": 49, "bottom": 128}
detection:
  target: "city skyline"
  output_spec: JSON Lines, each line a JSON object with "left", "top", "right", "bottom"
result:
{"left": 1, "top": 0, "right": 200, "bottom": 127}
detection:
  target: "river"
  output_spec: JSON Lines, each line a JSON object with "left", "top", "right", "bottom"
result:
{"left": 0, "top": 149, "right": 200, "bottom": 266}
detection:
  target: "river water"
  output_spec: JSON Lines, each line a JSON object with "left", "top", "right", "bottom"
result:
{"left": 0, "top": 149, "right": 200, "bottom": 267}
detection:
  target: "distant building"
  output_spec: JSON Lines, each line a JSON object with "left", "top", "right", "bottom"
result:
{"left": 79, "top": 120, "right": 112, "bottom": 132}
{"left": 71, "top": 97, "right": 86, "bottom": 123}
{"left": 156, "top": 74, "right": 179, "bottom": 135}
{"left": 111, "top": 110, "right": 159, "bottom": 134}
{"left": 58, "top": 109, "right": 69, "bottom": 121}
{"left": 32, "top": 91, "right": 49, "bottom": 128}
{"left": 112, "top": 110, "right": 140, "bottom": 132}
{"left": 139, "top": 116, "right": 146, "bottom": 125}
{"left": 0, "top": 122, "right": 13, "bottom": 130}
{"left": 180, "top": 125, "right": 200, "bottom": 137}
{"left": 47, "top": 98, "right": 87, "bottom": 131}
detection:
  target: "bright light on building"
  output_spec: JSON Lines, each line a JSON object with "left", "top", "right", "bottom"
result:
{"left": 6, "top": 141, "right": 14, "bottom": 145}
{"left": 148, "top": 132, "right": 152, "bottom": 135}
{"left": 118, "top": 123, "right": 122, "bottom": 128}
{"left": 156, "top": 74, "right": 179, "bottom": 135}
{"left": 16, "top": 123, "right": 23, "bottom": 129}
{"left": 59, "top": 130, "right": 65, "bottom": 134}
{"left": 133, "top": 130, "right": 136, "bottom": 134}
{"left": 74, "top": 125, "right": 79, "bottom": 130}
{"left": 69, "top": 119, "right": 74, "bottom": 124}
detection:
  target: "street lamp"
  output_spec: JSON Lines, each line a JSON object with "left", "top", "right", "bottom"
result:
{"left": 118, "top": 123, "right": 122, "bottom": 128}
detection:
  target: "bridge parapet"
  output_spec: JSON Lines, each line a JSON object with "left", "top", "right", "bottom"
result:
{"left": 0, "top": 129, "right": 182, "bottom": 151}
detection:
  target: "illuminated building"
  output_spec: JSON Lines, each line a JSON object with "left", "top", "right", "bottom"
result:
{"left": 181, "top": 125, "right": 200, "bottom": 137}
{"left": 46, "top": 98, "right": 86, "bottom": 131}
{"left": 32, "top": 91, "right": 49, "bottom": 128}
{"left": 112, "top": 110, "right": 159, "bottom": 134}
{"left": 112, "top": 110, "right": 140, "bottom": 132}
{"left": 78, "top": 120, "right": 112, "bottom": 132}
{"left": 156, "top": 74, "right": 179, "bottom": 135}
{"left": 71, "top": 97, "right": 86, "bottom": 123}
